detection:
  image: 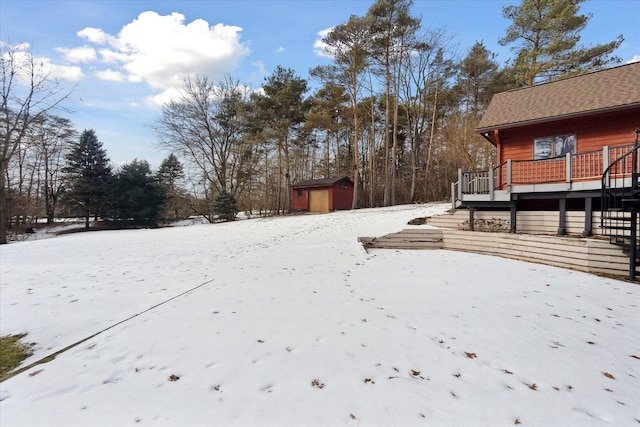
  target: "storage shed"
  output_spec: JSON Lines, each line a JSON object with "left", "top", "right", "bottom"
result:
{"left": 291, "top": 177, "right": 354, "bottom": 213}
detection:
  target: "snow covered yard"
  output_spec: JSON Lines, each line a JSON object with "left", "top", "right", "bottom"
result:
{"left": 1, "top": 203, "right": 639, "bottom": 426}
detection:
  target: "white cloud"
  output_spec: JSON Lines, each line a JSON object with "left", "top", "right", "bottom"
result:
{"left": 98, "top": 48, "right": 130, "bottom": 64}
{"left": 248, "top": 60, "right": 267, "bottom": 82}
{"left": 276, "top": 46, "right": 285, "bottom": 53}
{"left": 627, "top": 55, "right": 640, "bottom": 64}
{"left": 145, "top": 87, "right": 182, "bottom": 108}
{"left": 95, "top": 68, "right": 125, "bottom": 82}
{"left": 73, "top": 11, "right": 249, "bottom": 98}
{"left": 313, "top": 27, "right": 334, "bottom": 58}
{"left": 77, "top": 27, "right": 112, "bottom": 45}
{"left": 47, "top": 61, "right": 84, "bottom": 82}
{"left": 56, "top": 46, "right": 96, "bottom": 63}
{"left": 2, "top": 44, "right": 84, "bottom": 83}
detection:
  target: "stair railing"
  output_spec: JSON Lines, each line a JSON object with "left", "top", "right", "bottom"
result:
{"left": 601, "top": 130, "right": 640, "bottom": 281}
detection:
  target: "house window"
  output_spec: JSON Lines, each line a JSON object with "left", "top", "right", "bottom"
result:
{"left": 533, "top": 134, "right": 576, "bottom": 160}
{"left": 297, "top": 189, "right": 303, "bottom": 197}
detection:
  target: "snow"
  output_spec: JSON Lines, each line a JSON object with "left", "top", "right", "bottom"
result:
{"left": 1, "top": 203, "right": 639, "bottom": 426}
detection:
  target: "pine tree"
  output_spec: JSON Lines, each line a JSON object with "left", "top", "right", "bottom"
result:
{"left": 157, "top": 153, "right": 185, "bottom": 220}
{"left": 499, "top": 0, "right": 623, "bottom": 86}
{"left": 109, "top": 159, "right": 166, "bottom": 225}
{"left": 63, "top": 129, "right": 111, "bottom": 228}
{"left": 212, "top": 190, "right": 239, "bottom": 222}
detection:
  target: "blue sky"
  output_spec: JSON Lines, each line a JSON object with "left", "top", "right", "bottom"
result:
{"left": 1, "top": 0, "right": 638, "bottom": 167}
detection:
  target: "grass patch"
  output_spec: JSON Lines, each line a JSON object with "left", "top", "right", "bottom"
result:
{"left": 0, "top": 334, "right": 34, "bottom": 378}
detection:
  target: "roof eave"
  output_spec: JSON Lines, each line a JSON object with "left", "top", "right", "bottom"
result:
{"left": 476, "top": 103, "right": 640, "bottom": 134}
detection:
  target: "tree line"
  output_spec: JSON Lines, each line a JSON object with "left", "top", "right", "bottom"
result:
{"left": 1, "top": 0, "right": 623, "bottom": 243}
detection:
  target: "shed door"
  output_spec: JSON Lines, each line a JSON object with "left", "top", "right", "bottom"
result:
{"left": 309, "top": 189, "right": 329, "bottom": 213}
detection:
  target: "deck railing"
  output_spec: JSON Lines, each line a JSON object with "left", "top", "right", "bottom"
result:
{"left": 456, "top": 144, "right": 635, "bottom": 199}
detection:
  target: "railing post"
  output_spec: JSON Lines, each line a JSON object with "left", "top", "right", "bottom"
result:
{"left": 489, "top": 167, "right": 494, "bottom": 201}
{"left": 566, "top": 153, "right": 572, "bottom": 187}
{"left": 600, "top": 145, "right": 611, "bottom": 188}
{"left": 506, "top": 160, "right": 512, "bottom": 191}
{"left": 458, "top": 168, "right": 463, "bottom": 199}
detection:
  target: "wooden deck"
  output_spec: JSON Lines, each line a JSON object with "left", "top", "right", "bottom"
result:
{"left": 359, "top": 227, "right": 634, "bottom": 279}
{"left": 453, "top": 143, "right": 636, "bottom": 207}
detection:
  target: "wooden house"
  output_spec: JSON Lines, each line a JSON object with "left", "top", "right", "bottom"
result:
{"left": 291, "top": 177, "right": 354, "bottom": 213}
{"left": 452, "top": 62, "right": 640, "bottom": 278}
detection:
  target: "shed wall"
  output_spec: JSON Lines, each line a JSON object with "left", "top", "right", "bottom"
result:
{"left": 331, "top": 183, "right": 354, "bottom": 210}
{"left": 291, "top": 188, "right": 309, "bottom": 211}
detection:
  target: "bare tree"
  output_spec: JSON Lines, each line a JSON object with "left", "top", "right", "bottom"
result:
{"left": 155, "top": 74, "right": 255, "bottom": 218}
{"left": 1, "top": 42, "right": 73, "bottom": 243}
{"left": 367, "top": 0, "right": 420, "bottom": 206}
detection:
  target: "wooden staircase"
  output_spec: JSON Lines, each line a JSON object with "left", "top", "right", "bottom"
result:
{"left": 358, "top": 229, "right": 444, "bottom": 250}
{"left": 601, "top": 129, "right": 640, "bottom": 281}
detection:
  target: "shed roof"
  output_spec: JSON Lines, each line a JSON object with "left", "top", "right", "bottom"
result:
{"left": 477, "top": 62, "right": 640, "bottom": 134}
{"left": 291, "top": 176, "right": 353, "bottom": 188}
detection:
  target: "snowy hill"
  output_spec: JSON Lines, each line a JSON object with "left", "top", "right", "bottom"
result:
{"left": 1, "top": 203, "right": 639, "bottom": 426}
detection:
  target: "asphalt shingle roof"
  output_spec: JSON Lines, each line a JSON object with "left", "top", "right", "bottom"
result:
{"left": 291, "top": 176, "right": 352, "bottom": 188}
{"left": 477, "top": 62, "right": 640, "bottom": 133}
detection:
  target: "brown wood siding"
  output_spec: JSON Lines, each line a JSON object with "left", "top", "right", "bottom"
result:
{"left": 498, "top": 108, "right": 640, "bottom": 164}
{"left": 330, "top": 183, "right": 354, "bottom": 210}
{"left": 291, "top": 188, "right": 308, "bottom": 211}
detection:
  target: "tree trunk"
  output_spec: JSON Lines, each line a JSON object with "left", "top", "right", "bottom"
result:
{"left": 352, "top": 101, "right": 359, "bottom": 210}
{"left": 0, "top": 166, "right": 8, "bottom": 244}
{"left": 425, "top": 82, "right": 439, "bottom": 201}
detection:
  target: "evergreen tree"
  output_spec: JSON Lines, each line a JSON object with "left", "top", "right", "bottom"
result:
{"left": 63, "top": 129, "right": 111, "bottom": 228}
{"left": 253, "top": 66, "right": 309, "bottom": 213}
{"left": 212, "top": 190, "right": 239, "bottom": 222}
{"left": 499, "top": 0, "right": 623, "bottom": 86}
{"left": 157, "top": 153, "right": 186, "bottom": 220}
{"left": 109, "top": 159, "right": 166, "bottom": 225}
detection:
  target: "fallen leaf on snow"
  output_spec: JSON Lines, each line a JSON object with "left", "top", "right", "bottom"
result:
{"left": 465, "top": 352, "right": 477, "bottom": 359}
{"left": 603, "top": 372, "right": 615, "bottom": 379}
{"left": 28, "top": 369, "right": 43, "bottom": 377}
{"left": 311, "top": 379, "right": 325, "bottom": 389}
{"left": 169, "top": 374, "right": 180, "bottom": 382}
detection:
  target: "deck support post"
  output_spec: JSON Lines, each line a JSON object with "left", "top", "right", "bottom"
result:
{"left": 558, "top": 198, "right": 567, "bottom": 235}
{"left": 584, "top": 197, "right": 593, "bottom": 236}
{"left": 629, "top": 211, "right": 637, "bottom": 282}
{"left": 469, "top": 207, "right": 475, "bottom": 231}
{"left": 510, "top": 205, "right": 517, "bottom": 233}
{"left": 507, "top": 160, "right": 512, "bottom": 191}
{"left": 451, "top": 182, "right": 456, "bottom": 209}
